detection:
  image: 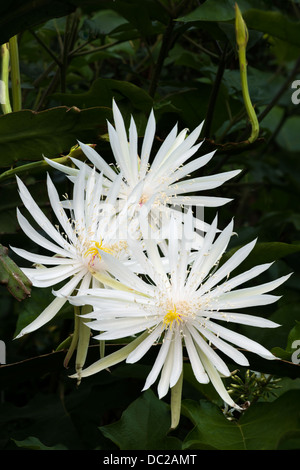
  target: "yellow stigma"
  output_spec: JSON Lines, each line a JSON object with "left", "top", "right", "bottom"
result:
{"left": 163, "top": 305, "right": 184, "bottom": 330}
{"left": 84, "top": 239, "right": 113, "bottom": 260}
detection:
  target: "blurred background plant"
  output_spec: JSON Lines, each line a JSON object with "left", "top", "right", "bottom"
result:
{"left": 0, "top": 0, "right": 300, "bottom": 451}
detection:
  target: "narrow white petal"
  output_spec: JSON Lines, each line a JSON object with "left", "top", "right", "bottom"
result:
{"left": 22, "top": 264, "right": 83, "bottom": 287}
{"left": 129, "top": 116, "right": 139, "bottom": 182}
{"left": 10, "top": 246, "right": 76, "bottom": 265}
{"left": 206, "top": 293, "right": 281, "bottom": 310}
{"left": 44, "top": 156, "right": 79, "bottom": 177}
{"left": 17, "top": 209, "right": 73, "bottom": 258}
{"left": 169, "top": 328, "right": 183, "bottom": 388}
{"left": 216, "top": 263, "right": 274, "bottom": 293}
{"left": 164, "top": 151, "right": 216, "bottom": 186}
{"left": 188, "top": 324, "right": 231, "bottom": 377}
{"left": 215, "top": 273, "right": 292, "bottom": 301}
{"left": 199, "top": 325, "right": 249, "bottom": 366}
{"left": 204, "top": 311, "right": 280, "bottom": 328}
{"left": 16, "top": 177, "right": 73, "bottom": 252}
{"left": 78, "top": 141, "right": 117, "bottom": 181}
{"left": 142, "top": 327, "right": 173, "bottom": 390}
{"left": 184, "top": 328, "right": 209, "bottom": 383}
{"left": 168, "top": 195, "right": 232, "bottom": 207}
{"left": 197, "top": 347, "right": 241, "bottom": 410}
{"left": 126, "top": 325, "right": 162, "bottom": 363}
{"left": 14, "top": 296, "right": 68, "bottom": 338}
{"left": 46, "top": 174, "right": 77, "bottom": 244}
{"left": 140, "top": 109, "right": 156, "bottom": 177}
{"left": 157, "top": 333, "right": 175, "bottom": 398}
{"left": 205, "top": 320, "right": 277, "bottom": 360}
{"left": 199, "top": 239, "right": 257, "bottom": 295}
{"left": 149, "top": 123, "right": 179, "bottom": 173}
{"left": 94, "top": 319, "right": 157, "bottom": 340}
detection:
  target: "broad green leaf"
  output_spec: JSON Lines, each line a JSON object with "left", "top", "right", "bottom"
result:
{"left": 182, "top": 390, "right": 300, "bottom": 450}
{"left": 0, "top": 106, "right": 112, "bottom": 168}
{"left": 99, "top": 389, "right": 182, "bottom": 450}
{"left": 178, "top": 2, "right": 300, "bottom": 48}
{"left": 0, "top": 0, "right": 76, "bottom": 44}
{"left": 0, "top": 243, "right": 31, "bottom": 301}
{"left": 53, "top": 78, "right": 153, "bottom": 113}
{"left": 178, "top": 0, "right": 248, "bottom": 22}
{"left": 13, "top": 436, "right": 67, "bottom": 450}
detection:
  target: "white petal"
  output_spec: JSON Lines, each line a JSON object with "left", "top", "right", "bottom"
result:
{"left": 140, "top": 109, "right": 156, "bottom": 177}
{"left": 17, "top": 209, "right": 73, "bottom": 258}
{"left": 44, "top": 156, "right": 79, "bottom": 177}
{"left": 205, "top": 320, "right": 277, "bottom": 360}
{"left": 10, "top": 246, "right": 76, "bottom": 265}
{"left": 94, "top": 319, "right": 157, "bottom": 340}
{"left": 16, "top": 177, "right": 73, "bottom": 252}
{"left": 184, "top": 328, "right": 210, "bottom": 383}
{"left": 169, "top": 327, "right": 183, "bottom": 388}
{"left": 188, "top": 324, "right": 231, "bottom": 377}
{"left": 78, "top": 141, "right": 117, "bottom": 182}
{"left": 168, "top": 195, "right": 232, "bottom": 207}
{"left": 14, "top": 295, "right": 68, "bottom": 338}
{"left": 205, "top": 311, "right": 280, "bottom": 328}
{"left": 199, "top": 325, "right": 249, "bottom": 366}
{"left": 142, "top": 327, "right": 173, "bottom": 390}
{"left": 46, "top": 174, "right": 77, "bottom": 244}
{"left": 197, "top": 347, "right": 241, "bottom": 410}
{"left": 199, "top": 239, "right": 257, "bottom": 295}
{"left": 157, "top": 333, "right": 175, "bottom": 398}
{"left": 126, "top": 325, "right": 162, "bottom": 363}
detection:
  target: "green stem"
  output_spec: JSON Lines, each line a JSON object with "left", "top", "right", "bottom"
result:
{"left": 9, "top": 35, "right": 22, "bottom": 111}
{"left": 235, "top": 3, "right": 259, "bottom": 144}
{"left": 1, "top": 43, "right": 12, "bottom": 114}
{"left": 0, "top": 154, "right": 72, "bottom": 183}
{"left": 170, "top": 371, "right": 183, "bottom": 430}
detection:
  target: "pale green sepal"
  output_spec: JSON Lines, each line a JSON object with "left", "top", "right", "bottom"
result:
{"left": 170, "top": 371, "right": 183, "bottom": 430}
{"left": 69, "top": 330, "right": 150, "bottom": 380}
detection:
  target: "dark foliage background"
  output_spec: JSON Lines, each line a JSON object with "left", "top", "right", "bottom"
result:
{"left": 0, "top": 0, "right": 299, "bottom": 451}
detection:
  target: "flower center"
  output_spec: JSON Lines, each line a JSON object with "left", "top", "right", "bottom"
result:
{"left": 84, "top": 239, "right": 113, "bottom": 261}
{"left": 163, "top": 305, "right": 185, "bottom": 330}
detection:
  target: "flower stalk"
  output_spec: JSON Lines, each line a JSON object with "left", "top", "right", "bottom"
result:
{"left": 1, "top": 43, "right": 12, "bottom": 114}
{"left": 235, "top": 3, "right": 259, "bottom": 144}
{"left": 9, "top": 35, "right": 22, "bottom": 112}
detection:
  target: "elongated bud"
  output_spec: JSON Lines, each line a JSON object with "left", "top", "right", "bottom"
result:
{"left": 235, "top": 3, "right": 248, "bottom": 49}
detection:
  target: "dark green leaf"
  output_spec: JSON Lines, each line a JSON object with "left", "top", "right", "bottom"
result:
{"left": 0, "top": 0, "right": 76, "bottom": 44}
{"left": 13, "top": 436, "right": 67, "bottom": 450}
{"left": 178, "top": 2, "right": 300, "bottom": 47}
{"left": 53, "top": 78, "right": 153, "bottom": 113}
{"left": 99, "top": 389, "right": 182, "bottom": 450}
{"left": 182, "top": 390, "right": 300, "bottom": 450}
{"left": 0, "top": 106, "right": 112, "bottom": 168}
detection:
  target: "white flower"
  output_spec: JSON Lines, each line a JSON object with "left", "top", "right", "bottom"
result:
{"left": 45, "top": 100, "right": 241, "bottom": 239}
{"left": 68, "top": 213, "right": 291, "bottom": 409}
{"left": 11, "top": 166, "right": 131, "bottom": 339}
